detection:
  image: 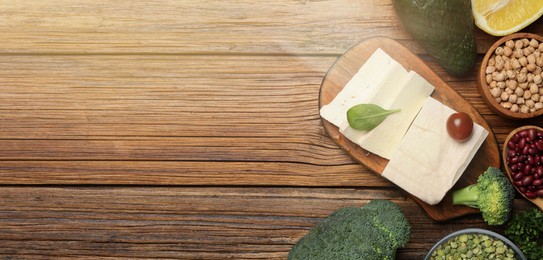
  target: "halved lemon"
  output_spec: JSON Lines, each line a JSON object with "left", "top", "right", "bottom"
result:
{"left": 472, "top": 0, "right": 543, "bottom": 36}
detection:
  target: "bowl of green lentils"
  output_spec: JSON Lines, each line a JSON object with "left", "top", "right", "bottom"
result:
{"left": 425, "top": 228, "right": 526, "bottom": 260}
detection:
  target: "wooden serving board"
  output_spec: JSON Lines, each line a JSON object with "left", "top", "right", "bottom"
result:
{"left": 319, "top": 37, "right": 501, "bottom": 221}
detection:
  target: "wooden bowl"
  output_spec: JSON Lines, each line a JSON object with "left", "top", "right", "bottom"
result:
{"left": 477, "top": 33, "right": 543, "bottom": 120}
{"left": 503, "top": 125, "right": 543, "bottom": 210}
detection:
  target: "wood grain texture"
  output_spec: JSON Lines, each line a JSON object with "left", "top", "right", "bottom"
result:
{"left": 0, "top": 187, "right": 533, "bottom": 259}
{"left": 0, "top": 54, "right": 384, "bottom": 185}
{"left": 0, "top": 0, "right": 540, "bottom": 56}
{"left": 0, "top": 54, "right": 530, "bottom": 185}
{"left": 2, "top": 0, "right": 543, "bottom": 258}
{"left": 0, "top": 55, "right": 333, "bottom": 139}
{"left": 0, "top": 0, "right": 409, "bottom": 55}
{"left": 0, "top": 161, "right": 393, "bottom": 186}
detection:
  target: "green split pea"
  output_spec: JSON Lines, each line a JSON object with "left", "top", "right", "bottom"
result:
{"left": 430, "top": 233, "right": 517, "bottom": 260}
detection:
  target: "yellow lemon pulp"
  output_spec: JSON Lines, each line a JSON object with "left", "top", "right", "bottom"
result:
{"left": 472, "top": 0, "right": 543, "bottom": 36}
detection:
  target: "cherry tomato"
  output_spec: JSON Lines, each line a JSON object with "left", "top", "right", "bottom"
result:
{"left": 446, "top": 112, "right": 473, "bottom": 143}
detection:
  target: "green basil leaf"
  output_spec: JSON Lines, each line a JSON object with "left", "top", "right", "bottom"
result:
{"left": 346, "top": 104, "right": 401, "bottom": 130}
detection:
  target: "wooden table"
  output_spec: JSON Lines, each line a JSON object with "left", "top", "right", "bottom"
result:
{"left": 0, "top": 1, "right": 540, "bottom": 259}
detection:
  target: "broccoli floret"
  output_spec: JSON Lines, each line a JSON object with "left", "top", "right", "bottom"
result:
{"left": 364, "top": 200, "right": 411, "bottom": 249}
{"left": 288, "top": 200, "right": 411, "bottom": 260}
{"left": 452, "top": 166, "right": 515, "bottom": 225}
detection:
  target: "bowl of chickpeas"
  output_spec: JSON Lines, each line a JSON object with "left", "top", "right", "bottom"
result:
{"left": 425, "top": 228, "right": 526, "bottom": 260}
{"left": 478, "top": 33, "right": 543, "bottom": 120}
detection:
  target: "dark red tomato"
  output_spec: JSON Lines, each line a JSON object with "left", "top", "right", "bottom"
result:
{"left": 446, "top": 112, "right": 474, "bottom": 143}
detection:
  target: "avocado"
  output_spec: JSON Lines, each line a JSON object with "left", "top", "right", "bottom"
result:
{"left": 392, "top": 0, "right": 477, "bottom": 77}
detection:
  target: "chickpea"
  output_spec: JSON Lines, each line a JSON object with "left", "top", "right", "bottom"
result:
{"left": 486, "top": 74, "right": 493, "bottom": 84}
{"left": 495, "top": 46, "right": 504, "bottom": 55}
{"left": 490, "top": 81, "right": 498, "bottom": 89}
{"left": 506, "top": 40, "right": 515, "bottom": 49}
{"left": 515, "top": 87, "right": 524, "bottom": 97}
{"left": 524, "top": 47, "right": 534, "bottom": 56}
{"left": 535, "top": 66, "right": 542, "bottom": 76}
{"left": 501, "top": 91, "right": 510, "bottom": 101}
{"left": 521, "top": 105, "right": 530, "bottom": 113}
{"left": 494, "top": 72, "right": 506, "bottom": 82}
{"left": 530, "top": 83, "right": 539, "bottom": 94}
{"left": 509, "top": 79, "right": 518, "bottom": 89}
{"left": 528, "top": 54, "right": 536, "bottom": 64}
{"left": 532, "top": 93, "right": 541, "bottom": 102}
{"left": 527, "top": 99, "right": 535, "bottom": 108}
{"left": 504, "top": 60, "right": 513, "bottom": 70}
{"left": 515, "top": 40, "right": 524, "bottom": 49}
{"left": 511, "top": 58, "right": 522, "bottom": 69}
{"left": 528, "top": 73, "right": 535, "bottom": 83}
{"left": 486, "top": 65, "right": 496, "bottom": 74}
{"left": 488, "top": 56, "right": 496, "bottom": 66}
{"left": 509, "top": 94, "right": 518, "bottom": 103}
{"left": 524, "top": 90, "right": 532, "bottom": 99}
{"left": 517, "top": 73, "right": 527, "bottom": 83}
{"left": 520, "top": 56, "right": 528, "bottom": 66}
{"left": 504, "top": 46, "right": 513, "bottom": 57}
{"left": 496, "top": 57, "right": 505, "bottom": 70}
{"left": 490, "top": 87, "right": 502, "bottom": 98}
{"left": 535, "top": 102, "right": 543, "bottom": 110}
{"left": 530, "top": 39, "right": 539, "bottom": 48}
{"left": 511, "top": 103, "right": 520, "bottom": 113}
{"left": 517, "top": 97, "right": 526, "bottom": 105}
{"left": 527, "top": 63, "right": 537, "bottom": 72}
{"left": 502, "top": 102, "right": 513, "bottom": 109}
{"left": 514, "top": 48, "right": 524, "bottom": 58}
{"left": 505, "top": 80, "right": 513, "bottom": 89}
{"left": 523, "top": 38, "right": 530, "bottom": 47}
{"left": 506, "top": 69, "right": 515, "bottom": 79}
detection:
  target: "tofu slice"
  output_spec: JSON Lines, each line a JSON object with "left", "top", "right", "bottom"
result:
{"left": 320, "top": 48, "right": 408, "bottom": 127}
{"left": 381, "top": 97, "right": 489, "bottom": 205}
{"left": 339, "top": 70, "right": 434, "bottom": 159}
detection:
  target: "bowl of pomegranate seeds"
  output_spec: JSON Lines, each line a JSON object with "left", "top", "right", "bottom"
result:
{"left": 503, "top": 126, "right": 543, "bottom": 205}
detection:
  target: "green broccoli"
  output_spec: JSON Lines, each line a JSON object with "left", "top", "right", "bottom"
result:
{"left": 452, "top": 166, "right": 515, "bottom": 225}
{"left": 288, "top": 200, "right": 411, "bottom": 260}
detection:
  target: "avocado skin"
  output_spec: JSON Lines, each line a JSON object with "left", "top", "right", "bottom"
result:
{"left": 392, "top": 0, "right": 477, "bottom": 77}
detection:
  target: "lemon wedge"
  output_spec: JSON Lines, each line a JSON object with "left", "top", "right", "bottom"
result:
{"left": 472, "top": 0, "right": 543, "bottom": 36}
